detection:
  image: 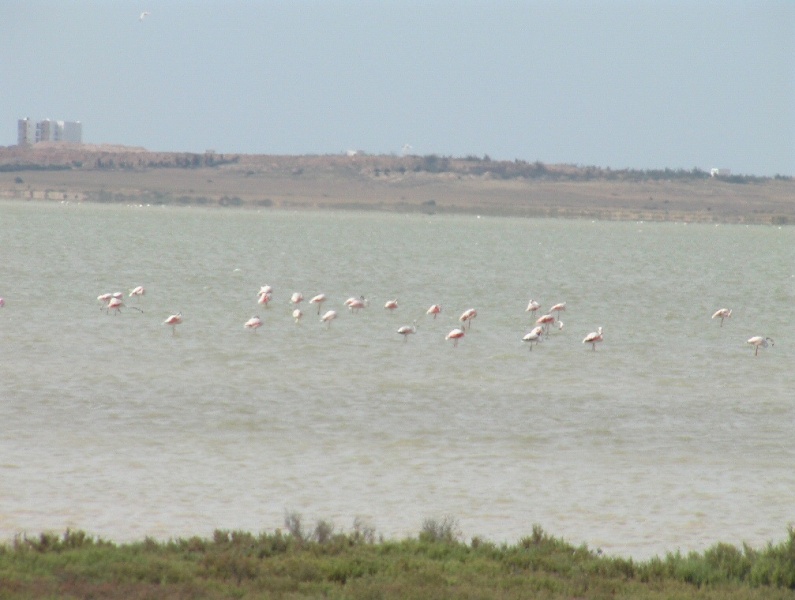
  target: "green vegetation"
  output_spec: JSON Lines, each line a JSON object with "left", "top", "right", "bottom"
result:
{"left": 1, "top": 518, "right": 794, "bottom": 599}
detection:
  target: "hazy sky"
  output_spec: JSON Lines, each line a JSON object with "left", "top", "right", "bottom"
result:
{"left": 3, "top": 1, "right": 793, "bottom": 176}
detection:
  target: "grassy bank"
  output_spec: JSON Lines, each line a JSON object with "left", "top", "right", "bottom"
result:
{"left": 2, "top": 519, "right": 794, "bottom": 599}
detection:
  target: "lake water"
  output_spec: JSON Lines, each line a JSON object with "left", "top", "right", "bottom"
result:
{"left": 0, "top": 200, "right": 792, "bottom": 559}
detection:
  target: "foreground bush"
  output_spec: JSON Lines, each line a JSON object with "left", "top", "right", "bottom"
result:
{"left": 1, "top": 522, "right": 794, "bottom": 599}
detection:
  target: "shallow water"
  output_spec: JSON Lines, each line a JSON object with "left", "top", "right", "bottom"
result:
{"left": 0, "top": 201, "right": 792, "bottom": 558}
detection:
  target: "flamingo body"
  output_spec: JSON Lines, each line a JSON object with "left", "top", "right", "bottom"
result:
{"left": 320, "top": 310, "right": 337, "bottom": 327}
{"left": 292, "top": 308, "right": 303, "bottom": 323}
{"left": 426, "top": 304, "right": 442, "bottom": 319}
{"left": 397, "top": 321, "right": 417, "bottom": 341}
{"left": 446, "top": 328, "right": 465, "bottom": 347}
{"left": 384, "top": 299, "right": 398, "bottom": 311}
{"left": 291, "top": 292, "right": 303, "bottom": 305}
{"left": 583, "top": 326, "right": 603, "bottom": 350}
{"left": 712, "top": 308, "right": 732, "bottom": 326}
{"left": 747, "top": 336, "right": 773, "bottom": 356}
{"left": 244, "top": 316, "right": 262, "bottom": 330}
{"left": 164, "top": 312, "right": 182, "bottom": 334}
{"left": 309, "top": 293, "right": 327, "bottom": 314}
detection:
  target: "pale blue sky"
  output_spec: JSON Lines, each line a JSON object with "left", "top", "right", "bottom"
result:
{"left": 3, "top": 1, "right": 793, "bottom": 176}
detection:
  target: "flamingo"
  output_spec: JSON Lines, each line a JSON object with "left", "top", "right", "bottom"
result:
{"left": 522, "top": 325, "right": 544, "bottom": 350}
{"left": 712, "top": 308, "right": 732, "bottom": 326}
{"left": 139, "top": 11, "right": 151, "bottom": 21}
{"left": 459, "top": 308, "right": 477, "bottom": 329}
{"left": 259, "top": 285, "right": 273, "bottom": 296}
{"left": 97, "top": 292, "right": 113, "bottom": 311}
{"left": 397, "top": 320, "right": 417, "bottom": 341}
{"left": 244, "top": 316, "right": 262, "bottom": 331}
{"left": 129, "top": 285, "right": 145, "bottom": 298}
{"left": 536, "top": 313, "right": 555, "bottom": 333}
{"left": 446, "top": 328, "right": 465, "bottom": 347}
{"left": 346, "top": 296, "right": 367, "bottom": 313}
{"left": 164, "top": 312, "right": 182, "bottom": 334}
{"left": 309, "top": 293, "right": 327, "bottom": 314}
{"left": 583, "top": 326, "right": 603, "bottom": 350}
{"left": 107, "top": 297, "right": 124, "bottom": 315}
{"left": 257, "top": 292, "right": 272, "bottom": 308}
{"left": 549, "top": 302, "right": 566, "bottom": 321}
{"left": 384, "top": 299, "right": 399, "bottom": 311}
{"left": 292, "top": 308, "right": 303, "bottom": 324}
{"left": 291, "top": 292, "right": 303, "bottom": 305}
{"left": 747, "top": 336, "right": 774, "bottom": 356}
{"left": 320, "top": 310, "right": 337, "bottom": 327}
{"left": 426, "top": 304, "right": 442, "bottom": 319}
{"left": 525, "top": 299, "right": 540, "bottom": 314}
{"left": 0, "top": 297, "right": 4, "bottom": 307}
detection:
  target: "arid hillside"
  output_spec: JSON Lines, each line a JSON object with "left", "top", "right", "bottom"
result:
{"left": 1, "top": 144, "right": 792, "bottom": 224}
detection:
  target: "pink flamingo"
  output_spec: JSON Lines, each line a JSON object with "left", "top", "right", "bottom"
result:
{"left": 292, "top": 308, "right": 303, "bottom": 324}
{"left": 129, "top": 285, "right": 145, "bottom": 298}
{"left": 346, "top": 296, "right": 367, "bottom": 313}
{"left": 244, "top": 316, "right": 262, "bottom": 331}
{"left": 525, "top": 299, "right": 540, "bottom": 314}
{"left": 583, "top": 326, "right": 603, "bottom": 350}
{"left": 320, "top": 310, "right": 337, "bottom": 327}
{"left": 712, "top": 308, "right": 732, "bottom": 327}
{"left": 291, "top": 292, "right": 303, "bottom": 305}
{"left": 164, "top": 312, "right": 182, "bottom": 334}
{"left": 384, "top": 299, "right": 399, "bottom": 311}
{"left": 107, "top": 296, "right": 124, "bottom": 315}
{"left": 446, "top": 328, "right": 465, "bottom": 347}
{"left": 0, "top": 297, "right": 4, "bottom": 308}
{"left": 309, "top": 293, "right": 327, "bottom": 314}
{"left": 536, "top": 313, "right": 555, "bottom": 333}
{"left": 257, "top": 292, "right": 272, "bottom": 308}
{"left": 426, "top": 304, "right": 442, "bottom": 319}
{"left": 459, "top": 308, "right": 477, "bottom": 329}
{"left": 549, "top": 302, "right": 566, "bottom": 321}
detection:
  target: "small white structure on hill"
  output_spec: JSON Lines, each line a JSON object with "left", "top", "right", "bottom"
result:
{"left": 17, "top": 118, "right": 82, "bottom": 145}
{"left": 710, "top": 168, "right": 731, "bottom": 177}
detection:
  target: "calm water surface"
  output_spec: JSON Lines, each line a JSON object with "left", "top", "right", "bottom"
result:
{"left": 0, "top": 201, "right": 792, "bottom": 559}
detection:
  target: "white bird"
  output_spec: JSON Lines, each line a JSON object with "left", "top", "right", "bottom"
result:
{"left": 522, "top": 326, "right": 544, "bottom": 350}
{"left": 320, "top": 310, "right": 337, "bottom": 327}
{"left": 309, "top": 293, "right": 327, "bottom": 314}
{"left": 384, "top": 299, "right": 399, "bottom": 311}
{"left": 446, "top": 328, "right": 465, "bottom": 347}
{"left": 291, "top": 292, "right": 303, "bottom": 305}
{"left": 397, "top": 321, "right": 417, "bottom": 341}
{"left": 525, "top": 299, "right": 540, "bottom": 313}
{"left": 129, "top": 285, "right": 145, "bottom": 297}
{"left": 346, "top": 296, "right": 367, "bottom": 312}
{"left": 244, "top": 316, "right": 262, "bottom": 331}
{"left": 583, "top": 326, "right": 603, "bottom": 350}
{"left": 259, "top": 285, "right": 273, "bottom": 296}
{"left": 549, "top": 302, "right": 566, "bottom": 320}
{"left": 747, "top": 336, "right": 774, "bottom": 356}
{"left": 426, "top": 304, "right": 442, "bottom": 319}
{"left": 292, "top": 308, "right": 303, "bottom": 324}
{"left": 139, "top": 11, "right": 151, "bottom": 21}
{"left": 164, "top": 312, "right": 182, "bottom": 334}
{"left": 712, "top": 308, "right": 732, "bottom": 326}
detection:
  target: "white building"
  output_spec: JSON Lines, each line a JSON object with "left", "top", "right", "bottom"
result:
{"left": 17, "top": 118, "right": 82, "bottom": 145}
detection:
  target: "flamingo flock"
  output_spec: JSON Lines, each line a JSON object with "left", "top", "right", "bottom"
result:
{"left": 75, "top": 285, "right": 778, "bottom": 358}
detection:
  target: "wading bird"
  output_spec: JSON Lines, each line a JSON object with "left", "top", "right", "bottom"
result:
{"left": 244, "top": 316, "right": 262, "bottom": 331}
{"left": 309, "top": 293, "right": 327, "bottom": 314}
{"left": 164, "top": 312, "right": 182, "bottom": 334}
{"left": 550, "top": 302, "right": 566, "bottom": 320}
{"left": 522, "top": 325, "right": 544, "bottom": 350}
{"left": 320, "top": 310, "right": 337, "bottom": 327}
{"left": 290, "top": 292, "right": 303, "bottom": 305}
{"left": 712, "top": 308, "right": 732, "bottom": 326}
{"left": 384, "top": 299, "right": 399, "bottom": 311}
{"left": 397, "top": 321, "right": 417, "bottom": 341}
{"left": 346, "top": 296, "right": 367, "bottom": 313}
{"left": 747, "top": 336, "right": 774, "bottom": 356}
{"left": 446, "top": 328, "right": 465, "bottom": 347}
{"left": 107, "top": 297, "right": 124, "bottom": 315}
{"left": 292, "top": 308, "right": 303, "bottom": 324}
{"left": 525, "top": 299, "right": 540, "bottom": 314}
{"left": 583, "top": 326, "right": 603, "bottom": 350}
{"left": 426, "top": 304, "right": 442, "bottom": 319}
{"left": 129, "top": 285, "right": 145, "bottom": 298}
{"left": 536, "top": 313, "right": 555, "bottom": 333}
{"left": 459, "top": 308, "right": 477, "bottom": 329}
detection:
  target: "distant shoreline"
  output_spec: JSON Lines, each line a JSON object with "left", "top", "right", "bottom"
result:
{"left": 1, "top": 145, "right": 793, "bottom": 224}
